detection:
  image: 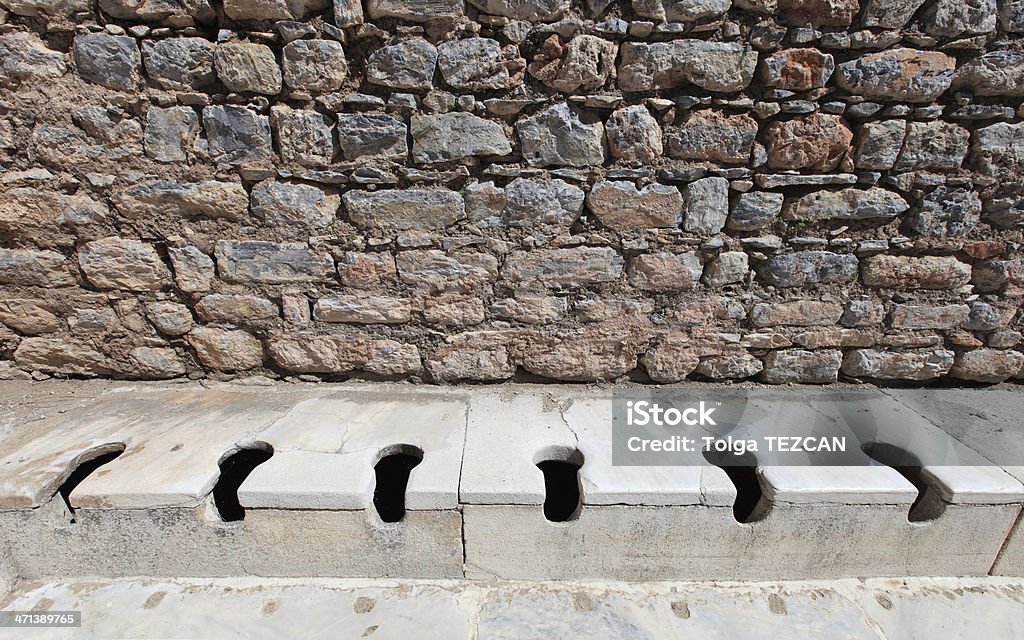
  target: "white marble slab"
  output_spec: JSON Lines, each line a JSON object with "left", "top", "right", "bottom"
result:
{"left": 562, "top": 396, "right": 731, "bottom": 507}
{"left": 70, "top": 389, "right": 296, "bottom": 509}
{"left": 460, "top": 390, "right": 722, "bottom": 506}
{"left": 459, "top": 392, "right": 562, "bottom": 505}
{"left": 238, "top": 450, "right": 377, "bottom": 510}
{"left": 242, "top": 393, "right": 467, "bottom": 510}
{"left": 760, "top": 466, "right": 917, "bottom": 505}
{"left": 805, "top": 392, "right": 1024, "bottom": 505}
{"left": 0, "top": 387, "right": 297, "bottom": 509}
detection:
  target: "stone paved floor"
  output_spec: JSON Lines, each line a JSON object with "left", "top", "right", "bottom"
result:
{"left": 2, "top": 576, "right": 1024, "bottom": 639}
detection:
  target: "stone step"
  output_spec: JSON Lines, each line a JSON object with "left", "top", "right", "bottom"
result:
{"left": 0, "top": 381, "right": 1022, "bottom": 581}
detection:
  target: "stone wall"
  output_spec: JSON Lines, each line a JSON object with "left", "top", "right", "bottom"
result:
{"left": 0, "top": 0, "right": 1022, "bottom": 384}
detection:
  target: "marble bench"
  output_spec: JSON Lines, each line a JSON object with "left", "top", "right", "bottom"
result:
{"left": 0, "top": 383, "right": 1021, "bottom": 582}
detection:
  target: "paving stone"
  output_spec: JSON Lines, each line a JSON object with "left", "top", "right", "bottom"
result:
{"left": 8, "top": 574, "right": 1024, "bottom": 637}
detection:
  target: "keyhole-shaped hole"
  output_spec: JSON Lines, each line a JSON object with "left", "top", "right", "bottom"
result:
{"left": 862, "top": 442, "right": 944, "bottom": 522}
{"left": 536, "top": 448, "right": 584, "bottom": 522}
{"left": 373, "top": 445, "right": 423, "bottom": 523}
{"left": 58, "top": 444, "right": 126, "bottom": 519}
{"left": 704, "top": 448, "right": 767, "bottom": 523}
{"left": 213, "top": 443, "right": 273, "bottom": 522}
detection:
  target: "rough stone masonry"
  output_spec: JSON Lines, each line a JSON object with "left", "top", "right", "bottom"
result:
{"left": 0, "top": 0, "right": 1022, "bottom": 385}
